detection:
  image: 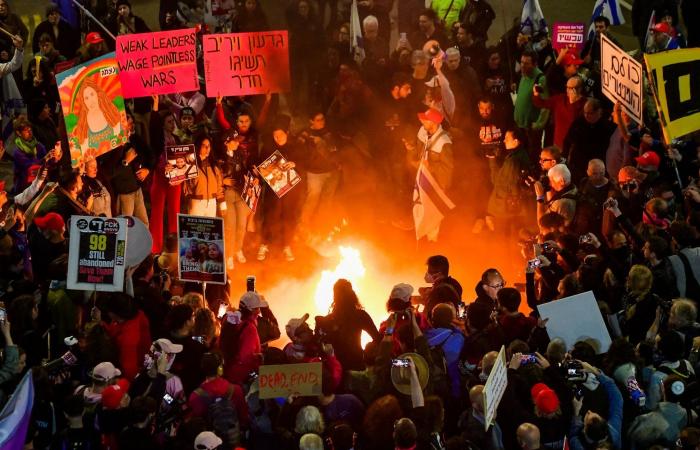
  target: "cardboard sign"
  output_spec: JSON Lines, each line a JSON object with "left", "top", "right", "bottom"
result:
{"left": 177, "top": 214, "right": 226, "bottom": 284}
{"left": 645, "top": 48, "right": 700, "bottom": 140}
{"left": 165, "top": 144, "right": 198, "bottom": 184}
{"left": 257, "top": 150, "right": 301, "bottom": 198}
{"left": 552, "top": 22, "right": 585, "bottom": 52}
{"left": 203, "top": 31, "right": 290, "bottom": 97}
{"left": 116, "top": 28, "right": 199, "bottom": 98}
{"left": 483, "top": 346, "right": 507, "bottom": 431}
{"left": 56, "top": 53, "right": 129, "bottom": 168}
{"left": 537, "top": 291, "right": 612, "bottom": 353}
{"left": 67, "top": 216, "right": 128, "bottom": 291}
{"left": 241, "top": 171, "right": 262, "bottom": 212}
{"left": 601, "top": 34, "right": 643, "bottom": 124}
{"left": 258, "top": 363, "right": 322, "bottom": 399}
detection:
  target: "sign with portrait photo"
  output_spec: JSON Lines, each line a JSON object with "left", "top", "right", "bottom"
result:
{"left": 177, "top": 214, "right": 226, "bottom": 285}
{"left": 241, "top": 171, "right": 262, "bottom": 212}
{"left": 165, "top": 144, "right": 198, "bottom": 184}
{"left": 257, "top": 150, "right": 301, "bottom": 198}
{"left": 56, "top": 52, "right": 129, "bottom": 168}
{"left": 67, "top": 215, "right": 128, "bottom": 292}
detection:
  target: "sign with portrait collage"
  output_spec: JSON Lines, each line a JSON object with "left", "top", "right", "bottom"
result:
{"left": 177, "top": 214, "right": 226, "bottom": 285}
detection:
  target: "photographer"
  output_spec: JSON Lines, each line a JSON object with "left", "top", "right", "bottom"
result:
{"left": 221, "top": 292, "right": 264, "bottom": 385}
{"left": 569, "top": 361, "right": 623, "bottom": 450}
{"left": 535, "top": 164, "right": 578, "bottom": 232}
{"left": 421, "top": 255, "right": 462, "bottom": 320}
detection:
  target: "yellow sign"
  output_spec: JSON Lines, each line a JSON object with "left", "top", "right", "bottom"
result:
{"left": 258, "top": 362, "right": 322, "bottom": 399}
{"left": 645, "top": 49, "right": 700, "bottom": 139}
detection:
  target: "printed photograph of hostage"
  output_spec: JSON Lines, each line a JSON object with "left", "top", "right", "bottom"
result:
{"left": 257, "top": 150, "right": 301, "bottom": 198}
{"left": 165, "top": 144, "right": 198, "bottom": 185}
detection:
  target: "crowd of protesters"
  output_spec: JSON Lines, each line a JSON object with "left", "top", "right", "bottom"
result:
{"left": 0, "top": 0, "right": 699, "bottom": 449}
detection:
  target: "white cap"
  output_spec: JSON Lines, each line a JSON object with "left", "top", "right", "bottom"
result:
{"left": 239, "top": 291, "right": 268, "bottom": 309}
{"left": 194, "top": 431, "right": 223, "bottom": 450}
{"left": 390, "top": 283, "right": 414, "bottom": 302}
{"left": 91, "top": 362, "right": 121, "bottom": 382}
{"left": 153, "top": 338, "right": 183, "bottom": 354}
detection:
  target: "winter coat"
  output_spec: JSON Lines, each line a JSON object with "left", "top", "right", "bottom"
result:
{"left": 102, "top": 310, "right": 152, "bottom": 380}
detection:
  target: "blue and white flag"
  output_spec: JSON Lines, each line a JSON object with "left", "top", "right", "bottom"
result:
{"left": 0, "top": 371, "right": 35, "bottom": 450}
{"left": 350, "top": 0, "right": 365, "bottom": 65}
{"left": 520, "top": 0, "right": 548, "bottom": 36}
{"left": 413, "top": 162, "right": 455, "bottom": 240}
{"left": 56, "top": 0, "right": 79, "bottom": 29}
{"left": 587, "top": 0, "right": 625, "bottom": 40}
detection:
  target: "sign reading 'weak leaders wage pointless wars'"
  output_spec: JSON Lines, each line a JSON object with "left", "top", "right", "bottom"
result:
{"left": 116, "top": 28, "right": 199, "bottom": 98}
{"left": 203, "top": 31, "right": 290, "bottom": 97}
{"left": 258, "top": 363, "right": 322, "bottom": 399}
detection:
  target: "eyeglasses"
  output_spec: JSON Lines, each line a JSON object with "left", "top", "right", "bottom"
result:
{"left": 621, "top": 182, "right": 638, "bottom": 191}
{"left": 566, "top": 86, "right": 578, "bottom": 91}
{"left": 487, "top": 282, "right": 505, "bottom": 289}
{"left": 539, "top": 158, "right": 555, "bottom": 163}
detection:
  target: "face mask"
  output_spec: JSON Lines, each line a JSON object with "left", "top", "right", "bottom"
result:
{"left": 424, "top": 271, "right": 436, "bottom": 284}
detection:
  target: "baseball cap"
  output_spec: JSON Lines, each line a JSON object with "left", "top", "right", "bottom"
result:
{"left": 86, "top": 32, "right": 104, "bottom": 45}
{"left": 34, "top": 213, "right": 65, "bottom": 232}
{"left": 635, "top": 151, "right": 661, "bottom": 168}
{"left": 239, "top": 291, "right": 268, "bottom": 310}
{"left": 618, "top": 165, "right": 644, "bottom": 183}
{"left": 285, "top": 313, "right": 310, "bottom": 339}
{"left": 531, "top": 383, "right": 560, "bottom": 415}
{"left": 153, "top": 338, "right": 183, "bottom": 354}
{"left": 390, "top": 283, "right": 414, "bottom": 303}
{"left": 417, "top": 108, "right": 444, "bottom": 124}
{"left": 91, "top": 361, "right": 121, "bottom": 382}
{"left": 650, "top": 22, "right": 672, "bottom": 34}
{"left": 101, "top": 378, "right": 130, "bottom": 409}
{"left": 562, "top": 52, "right": 584, "bottom": 66}
{"left": 194, "top": 431, "right": 223, "bottom": 450}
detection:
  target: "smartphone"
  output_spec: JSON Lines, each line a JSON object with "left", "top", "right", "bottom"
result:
{"left": 527, "top": 258, "right": 542, "bottom": 270}
{"left": 520, "top": 354, "right": 537, "bottom": 365}
{"left": 542, "top": 242, "right": 554, "bottom": 253}
{"left": 457, "top": 304, "right": 467, "bottom": 320}
{"left": 579, "top": 234, "right": 592, "bottom": 245}
{"left": 163, "top": 393, "right": 174, "bottom": 404}
{"left": 0, "top": 307, "right": 5, "bottom": 323}
{"left": 217, "top": 302, "right": 228, "bottom": 318}
{"left": 392, "top": 358, "right": 410, "bottom": 368}
{"left": 246, "top": 275, "right": 256, "bottom": 292}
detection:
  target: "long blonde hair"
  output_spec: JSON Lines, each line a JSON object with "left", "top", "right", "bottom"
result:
{"left": 73, "top": 78, "right": 120, "bottom": 144}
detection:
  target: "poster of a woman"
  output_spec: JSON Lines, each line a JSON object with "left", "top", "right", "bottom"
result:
{"left": 56, "top": 52, "right": 128, "bottom": 167}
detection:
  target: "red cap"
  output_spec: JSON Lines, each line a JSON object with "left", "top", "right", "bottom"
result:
{"left": 34, "top": 213, "right": 65, "bottom": 231}
{"left": 651, "top": 22, "right": 672, "bottom": 34}
{"left": 562, "top": 52, "right": 584, "bottom": 66}
{"left": 101, "top": 378, "right": 130, "bottom": 409}
{"left": 531, "top": 382, "right": 560, "bottom": 415}
{"left": 86, "top": 32, "right": 104, "bottom": 45}
{"left": 635, "top": 151, "right": 661, "bottom": 168}
{"left": 417, "top": 108, "right": 444, "bottom": 124}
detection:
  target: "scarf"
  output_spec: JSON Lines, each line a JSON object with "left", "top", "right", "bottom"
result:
{"left": 14, "top": 136, "right": 38, "bottom": 158}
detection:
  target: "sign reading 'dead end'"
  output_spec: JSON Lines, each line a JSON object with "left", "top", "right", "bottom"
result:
{"left": 203, "top": 30, "right": 290, "bottom": 97}
{"left": 258, "top": 362, "right": 322, "bottom": 399}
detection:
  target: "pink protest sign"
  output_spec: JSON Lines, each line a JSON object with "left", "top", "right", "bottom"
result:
{"left": 552, "top": 23, "right": 585, "bottom": 52}
{"left": 116, "top": 28, "right": 199, "bottom": 98}
{"left": 203, "top": 31, "right": 290, "bottom": 97}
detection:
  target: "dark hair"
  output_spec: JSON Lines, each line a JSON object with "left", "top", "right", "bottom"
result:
{"left": 521, "top": 49, "right": 538, "bottom": 62}
{"left": 427, "top": 255, "right": 449, "bottom": 276}
{"left": 105, "top": 292, "right": 138, "bottom": 320}
{"left": 394, "top": 418, "right": 417, "bottom": 447}
{"left": 571, "top": 341, "right": 596, "bottom": 364}
{"left": 467, "top": 301, "right": 492, "bottom": 331}
{"left": 497, "top": 288, "right": 521, "bottom": 312}
{"left": 539, "top": 212, "right": 566, "bottom": 229}
{"left": 419, "top": 8, "right": 437, "bottom": 22}
{"left": 391, "top": 71, "right": 412, "bottom": 89}
{"left": 506, "top": 128, "right": 525, "bottom": 144}
{"left": 328, "top": 422, "right": 354, "bottom": 450}
{"left": 133, "top": 253, "right": 154, "bottom": 280}
{"left": 64, "top": 394, "right": 85, "bottom": 417}
{"left": 129, "top": 396, "right": 157, "bottom": 424}
{"left": 165, "top": 304, "right": 194, "bottom": 332}
{"left": 330, "top": 278, "right": 363, "bottom": 315}
{"left": 59, "top": 169, "right": 82, "bottom": 191}
{"left": 671, "top": 221, "right": 698, "bottom": 248}
{"left": 424, "top": 396, "right": 445, "bottom": 432}
{"left": 646, "top": 235, "right": 670, "bottom": 258}
{"left": 8, "top": 295, "right": 37, "bottom": 341}
{"left": 480, "top": 268, "right": 501, "bottom": 284}
{"left": 477, "top": 95, "right": 494, "bottom": 105}
{"left": 200, "top": 352, "right": 223, "bottom": 377}
{"left": 585, "top": 413, "right": 609, "bottom": 442}
{"left": 593, "top": 15, "right": 611, "bottom": 27}
{"left": 658, "top": 330, "right": 685, "bottom": 362}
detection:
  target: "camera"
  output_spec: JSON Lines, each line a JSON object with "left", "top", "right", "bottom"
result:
{"left": 562, "top": 360, "right": 586, "bottom": 382}
{"left": 527, "top": 258, "right": 542, "bottom": 270}
{"left": 163, "top": 393, "right": 174, "bottom": 405}
{"left": 392, "top": 358, "right": 410, "bottom": 368}
{"left": 520, "top": 354, "right": 537, "bottom": 365}
{"left": 542, "top": 242, "right": 555, "bottom": 253}
{"left": 192, "top": 336, "right": 205, "bottom": 345}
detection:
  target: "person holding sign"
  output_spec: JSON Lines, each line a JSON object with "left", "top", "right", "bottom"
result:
{"left": 184, "top": 135, "right": 226, "bottom": 217}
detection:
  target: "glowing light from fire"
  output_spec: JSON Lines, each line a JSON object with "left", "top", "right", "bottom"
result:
{"left": 314, "top": 246, "right": 366, "bottom": 314}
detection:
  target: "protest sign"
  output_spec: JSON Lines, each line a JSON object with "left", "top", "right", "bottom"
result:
{"left": 600, "top": 34, "right": 643, "bottom": 124}
{"left": 165, "top": 144, "right": 198, "bottom": 184}
{"left": 258, "top": 363, "right": 322, "bottom": 399}
{"left": 116, "top": 28, "right": 199, "bottom": 98}
{"left": 483, "top": 346, "right": 507, "bottom": 431}
{"left": 242, "top": 172, "right": 262, "bottom": 212}
{"left": 177, "top": 214, "right": 226, "bottom": 285}
{"left": 645, "top": 48, "right": 700, "bottom": 140}
{"left": 67, "top": 216, "right": 128, "bottom": 292}
{"left": 203, "top": 31, "right": 290, "bottom": 97}
{"left": 552, "top": 23, "right": 585, "bottom": 52}
{"left": 257, "top": 150, "right": 301, "bottom": 198}
{"left": 56, "top": 53, "right": 129, "bottom": 168}
{"left": 537, "top": 291, "right": 612, "bottom": 353}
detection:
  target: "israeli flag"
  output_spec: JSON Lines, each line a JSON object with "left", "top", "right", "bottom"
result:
{"left": 588, "top": 0, "right": 625, "bottom": 40}
{"left": 350, "top": 0, "right": 365, "bottom": 64}
{"left": 0, "top": 371, "right": 34, "bottom": 450}
{"left": 520, "top": 0, "right": 548, "bottom": 36}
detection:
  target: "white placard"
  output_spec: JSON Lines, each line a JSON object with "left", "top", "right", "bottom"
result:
{"left": 537, "top": 291, "right": 612, "bottom": 353}
{"left": 601, "top": 34, "right": 643, "bottom": 124}
{"left": 67, "top": 216, "right": 128, "bottom": 292}
{"left": 483, "top": 345, "right": 507, "bottom": 431}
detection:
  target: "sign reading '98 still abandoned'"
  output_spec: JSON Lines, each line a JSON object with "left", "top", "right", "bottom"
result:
{"left": 203, "top": 31, "right": 290, "bottom": 97}
{"left": 601, "top": 34, "right": 643, "bottom": 124}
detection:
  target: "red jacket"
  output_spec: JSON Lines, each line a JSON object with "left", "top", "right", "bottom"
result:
{"left": 532, "top": 94, "right": 585, "bottom": 149}
{"left": 103, "top": 310, "right": 152, "bottom": 380}
{"left": 187, "top": 377, "right": 249, "bottom": 429}
{"left": 223, "top": 317, "right": 261, "bottom": 385}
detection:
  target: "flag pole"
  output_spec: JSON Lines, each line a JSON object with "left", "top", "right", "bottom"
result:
{"left": 71, "top": 0, "right": 117, "bottom": 41}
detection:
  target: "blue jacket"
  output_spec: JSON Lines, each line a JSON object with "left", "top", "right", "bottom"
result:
{"left": 569, "top": 372, "right": 623, "bottom": 450}
{"left": 425, "top": 326, "right": 465, "bottom": 397}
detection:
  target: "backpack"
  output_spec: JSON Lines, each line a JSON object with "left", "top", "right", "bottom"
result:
{"left": 557, "top": 188, "right": 598, "bottom": 235}
{"left": 194, "top": 385, "right": 241, "bottom": 447}
{"left": 428, "top": 331, "right": 456, "bottom": 399}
